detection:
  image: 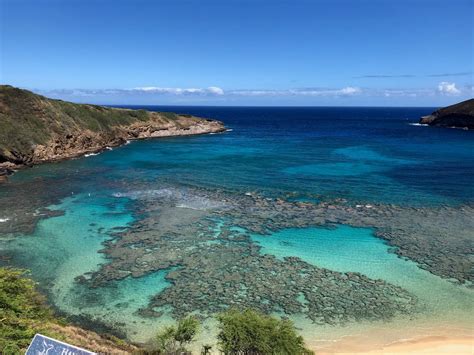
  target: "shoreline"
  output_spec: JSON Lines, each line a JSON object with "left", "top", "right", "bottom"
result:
{"left": 312, "top": 324, "right": 473, "bottom": 354}
{"left": 0, "top": 85, "right": 226, "bottom": 181}
{"left": 330, "top": 336, "right": 474, "bottom": 355}
{"left": 0, "top": 122, "right": 226, "bottom": 181}
{"left": 367, "top": 336, "right": 473, "bottom": 354}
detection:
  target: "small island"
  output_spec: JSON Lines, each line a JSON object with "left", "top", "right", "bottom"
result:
{"left": 0, "top": 85, "right": 225, "bottom": 178}
{"left": 420, "top": 98, "right": 474, "bottom": 129}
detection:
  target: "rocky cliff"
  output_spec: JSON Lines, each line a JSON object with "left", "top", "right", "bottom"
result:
{"left": 0, "top": 85, "right": 225, "bottom": 177}
{"left": 420, "top": 98, "right": 474, "bottom": 129}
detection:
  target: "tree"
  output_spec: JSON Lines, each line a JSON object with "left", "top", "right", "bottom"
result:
{"left": 216, "top": 309, "right": 314, "bottom": 355}
{"left": 154, "top": 316, "right": 200, "bottom": 354}
{"left": 175, "top": 316, "right": 200, "bottom": 347}
{"left": 0, "top": 268, "right": 56, "bottom": 351}
{"left": 156, "top": 326, "right": 179, "bottom": 354}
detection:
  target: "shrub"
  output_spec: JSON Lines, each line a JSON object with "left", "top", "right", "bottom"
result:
{"left": 154, "top": 316, "right": 200, "bottom": 354}
{"left": 174, "top": 316, "right": 200, "bottom": 346}
{"left": 0, "top": 268, "right": 56, "bottom": 352}
{"left": 216, "top": 309, "right": 313, "bottom": 355}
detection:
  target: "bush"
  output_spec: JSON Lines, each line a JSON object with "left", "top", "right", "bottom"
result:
{"left": 155, "top": 316, "right": 200, "bottom": 354}
{"left": 0, "top": 267, "right": 141, "bottom": 354}
{"left": 0, "top": 268, "right": 57, "bottom": 352}
{"left": 216, "top": 309, "right": 313, "bottom": 355}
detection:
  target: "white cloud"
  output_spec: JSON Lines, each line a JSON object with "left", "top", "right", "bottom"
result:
{"left": 339, "top": 86, "right": 361, "bottom": 95}
{"left": 230, "top": 90, "right": 283, "bottom": 96}
{"left": 132, "top": 86, "right": 162, "bottom": 92}
{"left": 437, "top": 82, "right": 461, "bottom": 95}
{"left": 380, "top": 88, "right": 433, "bottom": 97}
{"left": 129, "top": 86, "right": 225, "bottom": 96}
{"left": 228, "top": 87, "right": 362, "bottom": 97}
{"left": 207, "top": 86, "right": 225, "bottom": 95}
{"left": 35, "top": 83, "right": 470, "bottom": 101}
{"left": 288, "top": 87, "right": 362, "bottom": 96}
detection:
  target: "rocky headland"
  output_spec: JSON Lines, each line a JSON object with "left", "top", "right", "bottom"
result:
{"left": 0, "top": 85, "right": 225, "bottom": 178}
{"left": 420, "top": 98, "right": 474, "bottom": 129}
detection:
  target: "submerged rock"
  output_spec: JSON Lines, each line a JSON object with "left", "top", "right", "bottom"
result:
{"left": 3, "top": 181, "right": 471, "bottom": 328}
{"left": 79, "top": 186, "right": 423, "bottom": 325}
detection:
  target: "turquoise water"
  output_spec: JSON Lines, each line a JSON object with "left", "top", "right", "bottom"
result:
{"left": 251, "top": 224, "right": 473, "bottom": 350}
{"left": 5, "top": 107, "right": 472, "bottom": 206}
{"left": 1, "top": 193, "right": 173, "bottom": 340}
{"left": 252, "top": 226, "right": 473, "bottom": 317}
{"left": 1, "top": 107, "right": 473, "bottom": 349}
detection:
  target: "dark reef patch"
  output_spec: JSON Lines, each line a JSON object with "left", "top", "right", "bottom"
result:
{"left": 76, "top": 185, "right": 470, "bottom": 323}
{"left": 3, "top": 181, "right": 472, "bottom": 326}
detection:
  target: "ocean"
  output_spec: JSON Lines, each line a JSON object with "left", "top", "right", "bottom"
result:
{"left": 0, "top": 106, "right": 473, "bottom": 351}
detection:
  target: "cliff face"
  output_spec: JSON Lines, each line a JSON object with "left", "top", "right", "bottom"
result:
{"left": 0, "top": 85, "right": 225, "bottom": 175}
{"left": 420, "top": 98, "right": 474, "bottom": 129}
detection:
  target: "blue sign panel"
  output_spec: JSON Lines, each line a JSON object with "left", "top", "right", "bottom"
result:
{"left": 26, "top": 334, "right": 96, "bottom": 355}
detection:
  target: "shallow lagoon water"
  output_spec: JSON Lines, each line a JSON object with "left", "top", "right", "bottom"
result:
{"left": 252, "top": 226, "right": 472, "bottom": 316}
{"left": 252, "top": 225, "right": 473, "bottom": 351}
{"left": 1, "top": 193, "right": 174, "bottom": 341}
{"left": 1, "top": 106, "right": 473, "bottom": 350}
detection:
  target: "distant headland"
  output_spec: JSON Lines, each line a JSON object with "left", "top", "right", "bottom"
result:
{"left": 0, "top": 85, "right": 225, "bottom": 178}
{"left": 420, "top": 98, "right": 474, "bottom": 130}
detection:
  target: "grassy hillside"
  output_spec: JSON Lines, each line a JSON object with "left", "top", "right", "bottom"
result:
{"left": 0, "top": 85, "right": 215, "bottom": 165}
{"left": 0, "top": 267, "right": 137, "bottom": 354}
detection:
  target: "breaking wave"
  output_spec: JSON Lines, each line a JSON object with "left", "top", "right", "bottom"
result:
{"left": 112, "top": 188, "right": 227, "bottom": 210}
{"left": 84, "top": 152, "right": 100, "bottom": 157}
{"left": 409, "top": 123, "right": 429, "bottom": 127}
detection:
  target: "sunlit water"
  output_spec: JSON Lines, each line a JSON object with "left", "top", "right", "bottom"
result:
{"left": 1, "top": 107, "right": 473, "bottom": 350}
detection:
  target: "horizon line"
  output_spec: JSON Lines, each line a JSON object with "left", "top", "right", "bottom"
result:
{"left": 104, "top": 103, "right": 440, "bottom": 108}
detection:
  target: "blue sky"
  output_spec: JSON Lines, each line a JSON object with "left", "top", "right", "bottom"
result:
{"left": 1, "top": 0, "right": 473, "bottom": 106}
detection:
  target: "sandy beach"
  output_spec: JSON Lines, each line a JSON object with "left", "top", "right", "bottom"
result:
{"left": 366, "top": 336, "right": 474, "bottom": 354}
{"left": 317, "top": 335, "right": 473, "bottom": 354}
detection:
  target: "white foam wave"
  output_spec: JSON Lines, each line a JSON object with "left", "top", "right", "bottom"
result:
{"left": 226, "top": 129, "right": 233, "bottom": 132}
{"left": 409, "top": 123, "right": 429, "bottom": 127}
{"left": 84, "top": 152, "right": 99, "bottom": 157}
{"left": 106, "top": 147, "right": 113, "bottom": 151}
{"left": 0, "top": 218, "right": 10, "bottom": 223}
{"left": 113, "top": 188, "right": 226, "bottom": 210}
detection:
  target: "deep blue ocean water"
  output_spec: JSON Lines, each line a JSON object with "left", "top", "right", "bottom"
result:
{"left": 111, "top": 106, "right": 474, "bottom": 205}
{"left": 7, "top": 106, "right": 474, "bottom": 206}
{"left": 1, "top": 106, "right": 473, "bottom": 348}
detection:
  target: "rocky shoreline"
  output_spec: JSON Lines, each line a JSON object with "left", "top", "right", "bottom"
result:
{"left": 0, "top": 118, "right": 225, "bottom": 178}
{"left": 0, "top": 85, "right": 225, "bottom": 179}
{"left": 31, "top": 117, "right": 226, "bottom": 164}
{"left": 420, "top": 98, "right": 474, "bottom": 129}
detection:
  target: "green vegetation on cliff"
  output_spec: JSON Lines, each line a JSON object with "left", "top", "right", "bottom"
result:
{"left": 0, "top": 86, "right": 153, "bottom": 162}
{"left": 217, "top": 309, "right": 314, "bottom": 355}
{"left": 0, "top": 267, "right": 136, "bottom": 354}
{"left": 0, "top": 85, "right": 223, "bottom": 167}
{"left": 0, "top": 268, "right": 57, "bottom": 352}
